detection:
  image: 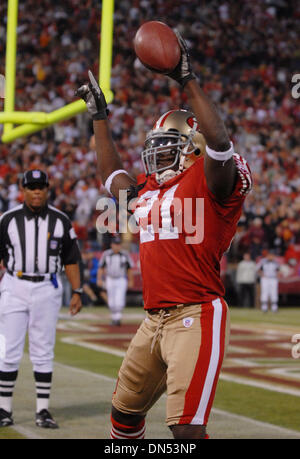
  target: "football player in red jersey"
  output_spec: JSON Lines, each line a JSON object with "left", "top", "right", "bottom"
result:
{"left": 76, "top": 32, "right": 252, "bottom": 440}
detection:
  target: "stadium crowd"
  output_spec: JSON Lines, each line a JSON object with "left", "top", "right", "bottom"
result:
{"left": 0, "top": 0, "right": 299, "bottom": 286}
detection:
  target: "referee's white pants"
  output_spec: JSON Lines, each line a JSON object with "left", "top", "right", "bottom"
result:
{"left": 260, "top": 277, "right": 278, "bottom": 304}
{"left": 106, "top": 276, "right": 128, "bottom": 321}
{"left": 0, "top": 273, "right": 62, "bottom": 373}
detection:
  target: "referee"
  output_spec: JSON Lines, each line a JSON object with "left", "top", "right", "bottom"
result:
{"left": 0, "top": 169, "right": 82, "bottom": 429}
{"left": 97, "top": 236, "right": 134, "bottom": 326}
{"left": 257, "top": 251, "right": 280, "bottom": 312}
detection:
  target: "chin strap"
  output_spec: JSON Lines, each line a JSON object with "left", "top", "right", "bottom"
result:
{"left": 156, "top": 169, "right": 180, "bottom": 184}
{"left": 155, "top": 154, "right": 188, "bottom": 184}
{"left": 178, "top": 153, "right": 187, "bottom": 172}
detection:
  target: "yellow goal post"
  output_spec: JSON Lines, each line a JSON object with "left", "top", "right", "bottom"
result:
{"left": 0, "top": 0, "right": 114, "bottom": 143}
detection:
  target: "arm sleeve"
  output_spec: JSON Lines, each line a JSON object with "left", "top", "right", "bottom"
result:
{"left": 126, "top": 253, "right": 134, "bottom": 269}
{"left": 0, "top": 214, "right": 8, "bottom": 263}
{"left": 61, "top": 219, "right": 81, "bottom": 265}
{"left": 231, "top": 153, "right": 253, "bottom": 198}
{"left": 204, "top": 152, "right": 252, "bottom": 221}
{"left": 98, "top": 252, "right": 107, "bottom": 268}
{"left": 0, "top": 215, "right": 5, "bottom": 262}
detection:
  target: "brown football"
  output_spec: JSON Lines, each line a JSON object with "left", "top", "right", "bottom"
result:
{"left": 133, "top": 21, "right": 181, "bottom": 73}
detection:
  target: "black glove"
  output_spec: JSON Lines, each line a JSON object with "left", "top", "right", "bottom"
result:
{"left": 75, "top": 70, "right": 109, "bottom": 120}
{"left": 167, "top": 30, "right": 196, "bottom": 88}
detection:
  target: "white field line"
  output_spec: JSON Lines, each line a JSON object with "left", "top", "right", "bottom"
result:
{"left": 61, "top": 336, "right": 126, "bottom": 358}
{"left": 13, "top": 362, "right": 300, "bottom": 439}
{"left": 220, "top": 373, "right": 300, "bottom": 397}
{"left": 212, "top": 408, "right": 300, "bottom": 438}
{"left": 9, "top": 425, "right": 44, "bottom": 440}
{"left": 51, "top": 362, "right": 300, "bottom": 437}
{"left": 9, "top": 360, "right": 116, "bottom": 440}
{"left": 10, "top": 359, "right": 300, "bottom": 440}
{"left": 61, "top": 336, "right": 300, "bottom": 397}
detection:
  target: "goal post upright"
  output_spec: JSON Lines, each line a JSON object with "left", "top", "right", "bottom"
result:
{"left": 3, "top": 0, "right": 18, "bottom": 136}
{"left": 99, "top": 0, "right": 114, "bottom": 103}
{"left": 1, "top": 0, "right": 115, "bottom": 143}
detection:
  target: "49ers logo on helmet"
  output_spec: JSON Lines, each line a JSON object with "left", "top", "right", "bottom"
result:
{"left": 186, "top": 116, "right": 200, "bottom": 131}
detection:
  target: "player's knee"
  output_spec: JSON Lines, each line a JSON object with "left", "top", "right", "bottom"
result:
{"left": 111, "top": 406, "right": 146, "bottom": 439}
{"left": 170, "top": 424, "right": 208, "bottom": 439}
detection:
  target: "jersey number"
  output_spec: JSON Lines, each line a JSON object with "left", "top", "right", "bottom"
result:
{"left": 134, "top": 185, "right": 179, "bottom": 244}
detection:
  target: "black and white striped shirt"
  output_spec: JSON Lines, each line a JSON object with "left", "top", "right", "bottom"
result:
{"left": 99, "top": 249, "right": 133, "bottom": 278}
{"left": 0, "top": 203, "right": 81, "bottom": 275}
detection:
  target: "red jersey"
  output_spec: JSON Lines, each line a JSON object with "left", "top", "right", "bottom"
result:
{"left": 133, "top": 153, "right": 252, "bottom": 309}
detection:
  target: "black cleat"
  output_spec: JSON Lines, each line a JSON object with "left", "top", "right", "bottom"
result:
{"left": 35, "top": 409, "right": 59, "bottom": 429}
{"left": 111, "top": 319, "right": 121, "bottom": 326}
{"left": 0, "top": 408, "right": 14, "bottom": 427}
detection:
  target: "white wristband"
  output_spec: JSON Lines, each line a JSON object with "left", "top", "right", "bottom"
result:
{"left": 206, "top": 141, "right": 234, "bottom": 162}
{"left": 104, "top": 169, "right": 129, "bottom": 193}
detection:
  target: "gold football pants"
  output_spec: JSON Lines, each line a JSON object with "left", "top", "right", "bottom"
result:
{"left": 112, "top": 298, "right": 230, "bottom": 426}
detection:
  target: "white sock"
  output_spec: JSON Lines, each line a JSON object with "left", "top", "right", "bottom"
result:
{"left": 36, "top": 397, "right": 50, "bottom": 413}
{"left": 0, "top": 396, "right": 13, "bottom": 413}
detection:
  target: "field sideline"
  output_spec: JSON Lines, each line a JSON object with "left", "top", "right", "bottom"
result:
{"left": 0, "top": 306, "right": 299, "bottom": 440}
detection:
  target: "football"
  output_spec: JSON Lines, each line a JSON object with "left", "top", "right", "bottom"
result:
{"left": 133, "top": 21, "right": 181, "bottom": 73}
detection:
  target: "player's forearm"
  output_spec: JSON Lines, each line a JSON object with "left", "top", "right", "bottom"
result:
{"left": 76, "top": 73, "right": 136, "bottom": 196}
{"left": 65, "top": 263, "right": 81, "bottom": 290}
{"left": 93, "top": 120, "right": 136, "bottom": 196}
{"left": 185, "top": 79, "right": 236, "bottom": 199}
{"left": 97, "top": 267, "right": 104, "bottom": 284}
{"left": 93, "top": 120, "right": 124, "bottom": 182}
{"left": 184, "top": 80, "right": 230, "bottom": 151}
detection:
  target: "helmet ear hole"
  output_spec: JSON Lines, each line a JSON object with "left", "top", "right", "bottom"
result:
{"left": 194, "top": 148, "right": 201, "bottom": 156}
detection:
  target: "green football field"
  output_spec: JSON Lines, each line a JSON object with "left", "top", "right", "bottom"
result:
{"left": 0, "top": 306, "right": 299, "bottom": 440}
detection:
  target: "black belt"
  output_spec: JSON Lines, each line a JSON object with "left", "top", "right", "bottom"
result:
{"left": 7, "top": 271, "right": 46, "bottom": 282}
{"left": 19, "top": 275, "right": 45, "bottom": 282}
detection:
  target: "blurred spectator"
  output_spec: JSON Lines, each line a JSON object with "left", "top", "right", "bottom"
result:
{"left": 82, "top": 251, "right": 107, "bottom": 306}
{"left": 236, "top": 253, "right": 257, "bottom": 308}
{"left": 284, "top": 244, "right": 300, "bottom": 265}
{"left": 0, "top": 0, "right": 299, "bottom": 290}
